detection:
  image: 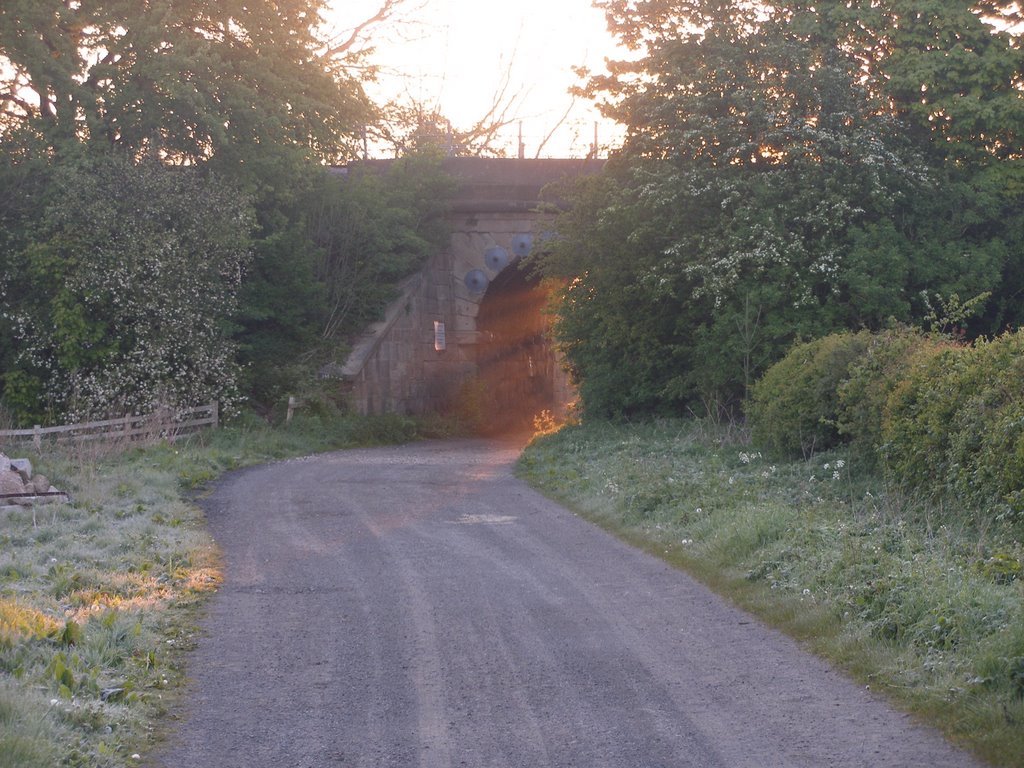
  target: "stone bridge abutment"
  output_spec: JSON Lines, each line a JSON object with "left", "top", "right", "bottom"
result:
{"left": 333, "top": 158, "right": 601, "bottom": 430}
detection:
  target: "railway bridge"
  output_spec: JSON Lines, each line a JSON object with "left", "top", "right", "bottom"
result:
{"left": 332, "top": 157, "right": 602, "bottom": 431}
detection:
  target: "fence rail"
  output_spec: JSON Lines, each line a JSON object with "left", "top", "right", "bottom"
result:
{"left": 0, "top": 403, "right": 219, "bottom": 451}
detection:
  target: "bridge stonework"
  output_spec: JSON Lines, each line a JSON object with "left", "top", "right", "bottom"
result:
{"left": 335, "top": 158, "right": 602, "bottom": 420}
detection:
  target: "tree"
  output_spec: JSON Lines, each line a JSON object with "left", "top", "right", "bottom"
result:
{"left": 0, "top": 0, "right": 373, "bottom": 166}
{"left": 4, "top": 156, "right": 252, "bottom": 422}
{"left": 310, "top": 154, "right": 453, "bottom": 339}
{"left": 374, "top": 103, "right": 517, "bottom": 157}
{"left": 534, "top": 0, "right": 1012, "bottom": 417}
{"left": 810, "top": 0, "right": 1024, "bottom": 162}
{"left": 809, "top": 0, "right": 1024, "bottom": 336}
{"left": 536, "top": 169, "right": 700, "bottom": 417}
{"left": 0, "top": 128, "right": 51, "bottom": 412}
{"left": 0, "top": 0, "right": 448, "bottom": 416}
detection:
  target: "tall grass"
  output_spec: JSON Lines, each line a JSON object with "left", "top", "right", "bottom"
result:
{"left": 0, "top": 410, "right": 436, "bottom": 767}
{"left": 519, "top": 419, "right": 1024, "bottom": 767}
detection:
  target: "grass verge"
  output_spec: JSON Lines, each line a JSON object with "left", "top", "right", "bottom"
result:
{"left": 0, "top": 411, "right": 434, "bottom": 768}
{"left": 518, "top": 419, "right": 1024, "bottom": 767}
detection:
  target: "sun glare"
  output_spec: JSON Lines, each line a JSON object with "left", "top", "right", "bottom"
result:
{"left": 327, "top": 0, "right": 625, "bottom": 158}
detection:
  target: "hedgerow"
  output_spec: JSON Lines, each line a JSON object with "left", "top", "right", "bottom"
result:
{"left": 746, "top": 331, "right": 871, "bottom": 459}
{"left": 750, "top": 327, "right": 1024, "bottom": 529}
{"left": 5, "top": 157, "right": 252, "bottom": 423}
{"left": 887, "top": 330, "right": 1024, "bottom": 524}
{"left": 879, "top": 341, "right": 975, "bottom": 498}
{"left": 835, "top": 327, "right": 952, "bottom": 465}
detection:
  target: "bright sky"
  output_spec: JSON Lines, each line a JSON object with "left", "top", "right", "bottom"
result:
{"left": 329, "top": 0, "right": 625, "bottom": 158}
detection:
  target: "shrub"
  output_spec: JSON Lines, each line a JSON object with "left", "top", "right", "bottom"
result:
{"left": 836, "top": 327, "right": 951, "bottom": 465}
{"left": 747, "top": 331, "right": 871, "bottom": 459}
{"left": 7, "top": 157, "right": 253, "bottom": 422}
{"left": 879, "top": 339, "right": 973, "bottom": 496}
{"left": 946, "top": 331, "right": 1024, "bottom": 523}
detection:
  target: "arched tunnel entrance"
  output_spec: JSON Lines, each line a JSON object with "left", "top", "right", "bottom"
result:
{"left": 473, "top": 266, "right": 566, "bottom": 434}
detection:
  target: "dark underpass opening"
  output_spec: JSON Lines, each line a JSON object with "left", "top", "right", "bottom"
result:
{"left": 472, "top": 265, "right": 569, "bottom": 435}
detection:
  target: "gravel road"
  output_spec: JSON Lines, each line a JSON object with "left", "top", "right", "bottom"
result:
{"left": 151, "top": 439, "right": 984, "bottom": 768}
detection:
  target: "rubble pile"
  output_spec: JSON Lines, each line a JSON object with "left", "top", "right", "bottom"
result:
{"left": 0, "top": 452, "right": 66, "bottom": 508}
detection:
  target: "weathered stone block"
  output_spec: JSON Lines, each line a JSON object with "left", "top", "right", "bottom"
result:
{"left": 452, "top": 315, "right": 477, "bottom": 334}
{"left": 0, "top": 470, "right": 26, "bottom": 496}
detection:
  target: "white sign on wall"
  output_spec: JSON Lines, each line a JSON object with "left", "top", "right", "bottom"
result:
{"left": 434, "top": 320, "right": 446, "bottom": 352}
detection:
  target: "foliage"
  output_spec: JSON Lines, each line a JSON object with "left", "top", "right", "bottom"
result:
{"left": 880, "top": 330, "right": 1024, "bottom": 523}
{"left": 0, "top": 1, "right": 438, "bottom": 422}
{"left": 751, "top": 324, "right": 1024, "bottom": 527}
{"left": 535, "top": 170, "right": 695, "bottom": 417}
{"left": 3, "top": 156, "right": 253, "bottom": 422}
{"left": 812, "top": 0, "right": 1024, "bottom": 162}
{"left": 0, "top": 141, "right": 52, "bottom": 410}
{"left": 946, "top": 332, "right": 1024, "bottom": 522}
{"left": 977, "top": 162, "right": 1024, "bottom": 334}
{"left": 0, "top": 0, "right": 371, "bottom": 165}
{"left": 879, "top": 341, "right": 976, "bottom": 498}
{"left": 519, "top": 419, "right": 1024, "bottom": 766}
{"left": 835, "top": 327, "right": 950, "bottom": 463}
{"left": 233, "top": 223, "right": 332, "bottom": 410}
{"left": 311, "top": 155, "right": 453, "bottom": 339}
{"left": 747, "top": 331, "right": 872, "bottom": 460}
{"left": 533, "top": 0, "right": 1018, "bottom": 417}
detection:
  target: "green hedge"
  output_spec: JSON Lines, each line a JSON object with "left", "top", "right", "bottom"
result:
{"left": 749, "top": 327, "right": 1024, "bottom": 527}
{"left": 884, "top": 331, "right": 1024, "bottom": 523}
{"left": 836, "top": 328, "right": 952, "bottom": 464}
{"left": 746, "top": 331, "right": 871, "bottom": 459}
{"left": 879, "top": 341, "right": 975, "bottom": 495}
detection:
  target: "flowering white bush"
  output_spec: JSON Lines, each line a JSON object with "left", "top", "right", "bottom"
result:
{"left": 11, "top": 157, "right": 253, "bottom": 420}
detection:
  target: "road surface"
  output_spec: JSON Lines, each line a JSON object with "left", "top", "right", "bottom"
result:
{"left": 151, "top": 439, "right": 983, "bottom": 768}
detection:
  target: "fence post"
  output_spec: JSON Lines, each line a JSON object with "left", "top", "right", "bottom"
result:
{"left": 33, "top": 425, "right": 41, "bottom": 452}
{"left": 287, "top": 396, "right": 297, "bottom": 424}
{"left": 211, "top": 401, "right": 219, "bottom": 430}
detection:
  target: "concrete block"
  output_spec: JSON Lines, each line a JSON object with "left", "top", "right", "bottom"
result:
{"left": 451, "top": 315, "right": 477, "bottom": 334}
{"left": 455, "top": 298, "right": 480, "bottom": 318}
{"left": 450, "top": 231, "right": 473, "bottom": 253}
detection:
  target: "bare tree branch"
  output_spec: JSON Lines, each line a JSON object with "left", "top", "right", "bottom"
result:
{"left": 532, "top": 93, "right": 579, "bottom": 159}
{"left": 325, "top": 0, "right": 410, "bottom": 58}
{"left": 369, "top": 24, "right": 539, "bottom": 158}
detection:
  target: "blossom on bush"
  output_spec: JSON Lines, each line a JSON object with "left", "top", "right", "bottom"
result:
{"left": 9, "top": 157, "right": 253, "bottom": 420}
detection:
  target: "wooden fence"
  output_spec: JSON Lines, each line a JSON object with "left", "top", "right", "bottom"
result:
{"left": 0, "top": 402, "right": 219, "bottom": 451}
